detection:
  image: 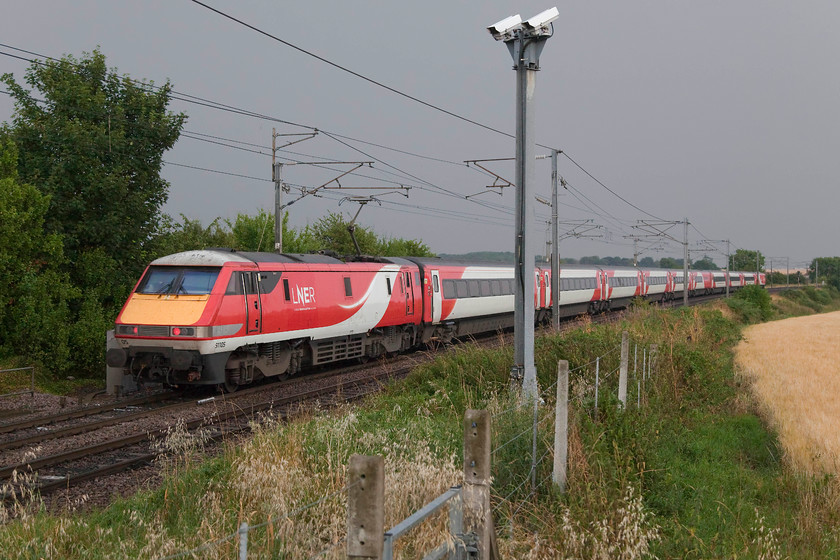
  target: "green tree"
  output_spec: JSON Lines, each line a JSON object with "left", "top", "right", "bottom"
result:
{"left": 2, "top": 49, "right": 185, "bottom": 376}
{"left": 228, "top": 210, "right": 317, "bottom": 254}
{"left": 692, "top": 256, "right": 720, "bottom": 270}
{"left": 658, "top": 257, "right": 683, "bottom": 269}
{"left": 0, "top": 138, "right": 78, "bottom": 369}
{"left": 151, "top": 214, "right": 235, "bottom": 257}
{"left": 377, "top": 236, "right": 434, "bottom": 257}
{"left": 810, "top": 257, "right": 840, "bottom": 289}
{"left": 731, "top": 249, "right": 763, "bottom": 272}
{"left": 2, "top": 49, "right": 186, "bottom": 286}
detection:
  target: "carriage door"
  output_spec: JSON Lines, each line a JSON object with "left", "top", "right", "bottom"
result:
{"left": 404, "top": 271, "right": 414, "bottom": 316}
{"left": 539, "top": 272, "right": 547, "bottom": 308}
{"left": 601, "top": 271, "right": 610, "bottom": 301}
{"left": 431, "top": 270, "right": 441, "bottom": 323}
{"left": 243, "top": 271, "right": 262, "bottom": 334}
{"left": 544, "top": 271, "right": 551, "bottom": 307}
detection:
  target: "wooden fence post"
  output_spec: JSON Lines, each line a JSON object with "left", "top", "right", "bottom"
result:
{"left": 464, "top": 409, "right": 492, "bottom": 558}
{"left": 347, "top": 454, "right": 384, "bottom": 559}
{"left": 552, "top": 360, "right": 569, "bottom": 493}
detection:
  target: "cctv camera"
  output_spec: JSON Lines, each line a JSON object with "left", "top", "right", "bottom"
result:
{"left": 521, "top": 7, "right": 559, "bottom": 31}
{"left": 487, "top": 14, "right": 522, "bottom": 40}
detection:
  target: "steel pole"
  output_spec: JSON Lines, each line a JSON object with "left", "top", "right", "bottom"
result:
{"left": 509, "top": 34, "right": 545, "bottom": 401}
{"left": 725, "top": 239, "right": 730, "bottom": 298}
{"left": 273, "top": 162, "right": 283, "bottom": 253}
{"left": 683, "top": 218, "right": 689, "bottom": 307}
{"left": 551, "top": 149, "right": 560, "bottom": 330}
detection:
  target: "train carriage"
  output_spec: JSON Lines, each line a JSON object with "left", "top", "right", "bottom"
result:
{"left": 643, "top": 269, "right": 669, "bottom": 302}
{"left": 414, "top": 258, "right": 517, "bottom": 340}
{"left": 712, "top": 271, "right": 728, "bottom": 294}
{"left": 555, "top": 266, "right": 604, "bottom": 315}
{"left": 605, "top": 267, "right": 642, "bottom": 310}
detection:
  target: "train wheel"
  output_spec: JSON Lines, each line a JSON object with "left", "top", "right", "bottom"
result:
{"left": 222, "top": 374, "right": 239, "bottom": 393}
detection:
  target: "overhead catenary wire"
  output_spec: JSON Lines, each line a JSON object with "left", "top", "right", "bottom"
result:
{"left": 2, "top": 41, "right": 710, "bottom": 248}
{"left": 1, "top": 42, "right": 671, "bottom": 231}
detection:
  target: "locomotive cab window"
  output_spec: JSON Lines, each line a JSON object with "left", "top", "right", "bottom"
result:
{"left": 386, "top": 277, "right": 392, "bottom": 295}
{"left": 137, "top": 266, "right": 220, "bottom": 295}
{"left": 344, "top": 277, "right": 353, "bottom": 297}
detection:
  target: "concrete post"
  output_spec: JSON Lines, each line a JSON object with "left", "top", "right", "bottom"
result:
{"left": 618, "top": 331, "right": 629, "bottom": 408}
{"left": 238, "top": 522, "right": 248, "bottom": 560}
{"left": 464, "top": 410, "right": 492, "bottom": 558}
{"left": 347, "top": 455, "right": 385, "bottom": 559}
{"left": 552, "top": 360, "right": 569, "bottom": 493}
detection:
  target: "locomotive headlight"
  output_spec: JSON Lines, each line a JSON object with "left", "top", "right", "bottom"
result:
{"left": 170, "top": 327, "right": 196, "bottom": 337}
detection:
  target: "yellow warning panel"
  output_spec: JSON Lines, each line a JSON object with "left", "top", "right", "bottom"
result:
{"left": 120, "top": 294, "right": 209, "bottom": 325}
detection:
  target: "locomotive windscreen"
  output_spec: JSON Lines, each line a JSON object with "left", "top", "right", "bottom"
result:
{"left": 136, "top": 266, "right": 221, "bottom": 295}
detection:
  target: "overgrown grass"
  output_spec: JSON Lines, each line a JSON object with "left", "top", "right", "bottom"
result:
{"left": 3, "top": 290, "right": 840, "bottom": 558}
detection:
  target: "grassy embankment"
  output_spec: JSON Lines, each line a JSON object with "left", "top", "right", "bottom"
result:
{"left": 2, "top": 286, "right": 840, "bottom": 558}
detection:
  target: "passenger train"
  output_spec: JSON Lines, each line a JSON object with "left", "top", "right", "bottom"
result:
{"left": 106, "top": 250, "right": 765, "bottom": 391}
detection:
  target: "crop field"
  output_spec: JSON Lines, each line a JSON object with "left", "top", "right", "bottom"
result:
{"left": 736, "top": 310, "right": 840, "bottom": 474}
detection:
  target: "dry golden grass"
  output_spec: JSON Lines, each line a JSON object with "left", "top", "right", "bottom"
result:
{"left": 736, "top": 311, "right": 840, "bottom": 475}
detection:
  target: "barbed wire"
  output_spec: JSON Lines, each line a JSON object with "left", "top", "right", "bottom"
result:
{"left": 496, "top": 447, "right": 553, "bottom": 510}
{"left": 509, "top": 458, "right": 555, "bottom": 521}
{"left": 568, "top": 345, "right": 622, "bottom": 374}
{"left": 491, "top": 399, "right": 532, "bottom": 420}
{"left": 492, "top": 408, "right": 556, "bottom": 457}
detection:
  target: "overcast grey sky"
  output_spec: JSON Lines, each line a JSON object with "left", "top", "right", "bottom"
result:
{"left": 2, "top": 1, "right": 838, "bottom": 268}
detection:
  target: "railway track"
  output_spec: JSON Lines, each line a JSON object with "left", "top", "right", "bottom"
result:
{"left": 0, "top": 390, "right": 182, "bottom": 436}
{"left": 1, "top": 358, "right": 415, "bottom": 505}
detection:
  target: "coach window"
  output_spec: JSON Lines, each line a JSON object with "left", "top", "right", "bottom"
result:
{"left": 491, "top": 279, "right": 501, "bottom": 296}
{"left": 456, "top": 280, "right": 468, "bottom": 299}
{"left": 443, "top": 280, "right": 456, "bottom": 299}
{"left": 481, "top": 280, "right": 491, "bottom": 297}
{"left": 468, "top": 280, "right": 479, "bottom": 297}
{"left": 433, "top": 275, "right": 439, "bottom": 293}
{"left": 344, "top": 277, "right": 353, "bottom": 297}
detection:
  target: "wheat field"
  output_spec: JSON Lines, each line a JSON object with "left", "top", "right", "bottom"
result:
{"left": 736, "top": 311, "right": 840, "bottom": 474}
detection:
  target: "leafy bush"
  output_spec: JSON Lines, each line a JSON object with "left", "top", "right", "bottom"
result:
{"left": 727, "top": 285, "right": 773, "bottom": 323}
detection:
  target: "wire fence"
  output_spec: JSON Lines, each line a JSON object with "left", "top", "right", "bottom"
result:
{"left": 0, "top": 366, "right": 35, "bottom": 400}
{"left": 490, "top": 334, "right": 659, "bottom": 531}
{"left": 149, "top": 334, "right": 658, "bottom": 559}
